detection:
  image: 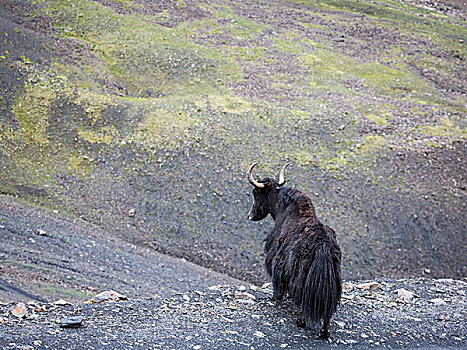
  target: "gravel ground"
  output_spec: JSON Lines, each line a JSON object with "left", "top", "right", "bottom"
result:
{"left": 0, "top": 278, "right": 465, "bottom": 350}
{"left": 1, "top": 196, "right": 465, "bottom": 349}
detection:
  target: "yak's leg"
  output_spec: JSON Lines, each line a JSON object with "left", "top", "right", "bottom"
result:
{"left": 271, "top": 261, "right": 286, "bottom": 303}
{"left": 296, "top": 314, "right": 306, "bottom": 328}
{"left": 271, "top": 276, "right": 286, "bottom": 303}
{"left": 319, "top": 318, "right": 331, "bottom": 339}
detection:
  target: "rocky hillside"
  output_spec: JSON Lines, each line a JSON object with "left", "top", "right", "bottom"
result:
{"left": 0, "top": 195, "right": 242, "bottom": 303}
{"left": 0, "top": 0, "right": 465, "bottom": 285}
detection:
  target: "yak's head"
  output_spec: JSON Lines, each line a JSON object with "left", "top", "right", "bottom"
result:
{"left": 247, "top": 162, "right": 290, "bottom": 221}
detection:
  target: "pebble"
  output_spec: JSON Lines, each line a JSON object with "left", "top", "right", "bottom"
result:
{"left": 235, "top": 291, "right": 256, "bottom": 300}
{"left": 406, "top": 316, "right": 422, "bottom": 322}
{"left": 429, "top": 298, "right": 447, "bottom": 306}
{"left": 254, "top": 331, "right": 265, "bottom": 338}
{"left": 356, "top": 282, "right": 380, "bottom": 291}
{"left": 37, "top": 229, "right": 47, "bottom": 236}
{"left": 395, "top": 288, "right": 415, "bottom": 303}
{"left": 54, "top": 299, "right": 72, "bottom": 306}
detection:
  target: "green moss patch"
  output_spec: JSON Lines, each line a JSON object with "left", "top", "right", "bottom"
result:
{"left": 132, "top": 107, "right": 197, "bottom": 149}
{"left": 78, "top": 126, "right": 117, "bottom": 145}
{"left": 285, "top": 134, "right": 387, "bottom": 173}
{"left": 300, "top": 48, "right": 439, "bottom": 103}
{"left": 11, "top": 76, "right": 56, "bottom": 145}
{"left": 46, "top": 0, "right": 243, "bottom": 97}
{"left": 418, "top": 118, "right": 467, "bottom": 139}
{"left": 365, "top": 113, "right": 388, "bottom": 126}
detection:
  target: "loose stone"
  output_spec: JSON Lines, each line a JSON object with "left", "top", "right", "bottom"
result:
{"left": 11, "top": 303, "right": 28, "bottom": 318}
{"left": 60, "top": 315, "right": 84, "bottom": 328}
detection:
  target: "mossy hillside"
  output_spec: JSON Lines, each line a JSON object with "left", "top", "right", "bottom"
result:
{"left": 280, "top": 0, "right": 466, "bottom": 97}
{"left": 298, "top": 47, "right": 440, "bottom": 104}
{"left": 2, "top": 64, "right": 104, "bottom": 186}
{"left": 46, "top": 0, "right": 243, "bottom": 97}
{"left": 43, "top": 0, "right": 465, "bottom": 157}
{"left": 1, "top": 0, "right": 465, "bottom": 281}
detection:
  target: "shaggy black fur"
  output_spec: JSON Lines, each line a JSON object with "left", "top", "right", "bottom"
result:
{"left": 249, "top": 177, "right": 342, "bottom": 339}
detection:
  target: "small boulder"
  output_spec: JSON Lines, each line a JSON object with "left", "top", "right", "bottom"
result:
{"left": 60, "top": 315, "right": 84, "bottom": 328}
{"left": 11, "top": 303, "right": 28, "bottom": 318}
{"left": 84, "top": 290, "right": 127, "bottom": 304}
{"left": 54, "top": 299, "right": 72, "bottom": 306}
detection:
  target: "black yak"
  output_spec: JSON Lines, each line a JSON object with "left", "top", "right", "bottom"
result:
{"left": 247, "top": 163, "right": 342, "bottom": 339}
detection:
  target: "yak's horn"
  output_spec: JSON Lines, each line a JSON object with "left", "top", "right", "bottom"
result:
{"left": 248, "top": 163, "right": 265, "bottom": 188}
{"left": 278, "top": 163, "right": 290, "bottom": 186}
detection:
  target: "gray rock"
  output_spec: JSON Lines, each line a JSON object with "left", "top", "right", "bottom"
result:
{"left": 84, "top": 290, "right": 128, "bottom": 304}
{"left": 429, "top": 298, "right": 447, "bottom": 306}
{"left": 60, "top": 316, "right": 84, "bottom": 328}
{"left": 395, "top": 288, "right": 415, "bottom": 303}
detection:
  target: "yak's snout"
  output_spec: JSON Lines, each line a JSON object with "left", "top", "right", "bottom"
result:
{"left": 248, "top": 200, "right": 267, "bottom": 221}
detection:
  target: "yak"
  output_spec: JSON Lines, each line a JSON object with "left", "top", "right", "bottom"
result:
{"left": 247, "top": 162, "right": 342, "bottom": 339}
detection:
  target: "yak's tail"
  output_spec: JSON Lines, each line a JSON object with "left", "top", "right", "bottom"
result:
{"left": 302, "top": 241, "right": 341, "bottom": 326}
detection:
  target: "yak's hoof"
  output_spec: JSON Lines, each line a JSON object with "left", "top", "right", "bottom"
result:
{"left": 319, "top": 329, "right": 330, "bottom": 339}
{"left": 271, "top": 295, "right": 283, "bottom": 304}
{"left": 296, "top": 317, "right": 306, "bottom": 328}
